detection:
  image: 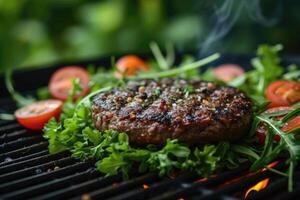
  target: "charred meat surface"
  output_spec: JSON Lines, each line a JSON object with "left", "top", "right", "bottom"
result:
{"left": 92, "top": 79, "right": 252, "bottom": 145}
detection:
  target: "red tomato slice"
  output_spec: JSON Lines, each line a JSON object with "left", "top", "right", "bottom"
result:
{"left": 15, "top": 100, "right": 63, "bottom": 130}
{"left": 256, "top": 106, "right": 300, "bottom": 145}
{"left": 49, "top": 66, "right": 90, "bottom": 101}
{"left": 213, "top": 64, "right": 244, "bottom": 82}
{"left": 266, "top": 80, "right": 300, "bottom": 108}
{"left": 115, "top": 55, "right": 149, "bottom": 78}
{"left": 282, "top": 116, "right": 300, "bottom": 132}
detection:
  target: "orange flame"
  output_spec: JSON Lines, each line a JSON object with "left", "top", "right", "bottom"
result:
{"left": 177, "top": 198, "right": 185, "bottom": 200}
{"left": 245, "top": 178, "right": 269, "bottom": 198}
{"left": 244, "top": 161, "right": 279, "bottom": 198}
{"left": 143, "top": 184, "right": 149, "bottom": 189}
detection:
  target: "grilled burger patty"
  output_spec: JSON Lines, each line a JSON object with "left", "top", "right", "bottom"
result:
{"left": 92, "top": 79, "right": 252, "bottom": 145}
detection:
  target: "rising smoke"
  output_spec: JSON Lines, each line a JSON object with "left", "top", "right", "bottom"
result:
{"left": 199, "top": 0, "right": 282, "bottom": 55}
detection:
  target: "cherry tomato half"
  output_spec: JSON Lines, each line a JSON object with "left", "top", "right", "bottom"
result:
{"left": 256, "top": 106, "right": 300, "bottom": 145}
{"left": 266, "top": 80, "right": 300, "bottom": 108}
{"left": 15, "top": 99, "right": 63, "bottom": 130}
{"left": 213, "top": 64, "right": 244, "bottom": 82}
{"left": 49, "top": 66, "right": 90, "bottom": 101}
{"left": 115, "top": 55, "right": 149, "bottom": 78}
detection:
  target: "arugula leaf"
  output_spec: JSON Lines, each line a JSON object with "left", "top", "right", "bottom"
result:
{"left": 256, "top": 115, "right": 300, "bottom": 159}
{"left": 253, "top": 113, "right": 300, "bottom": 191}
{"left": 229, "top": 44, "right": 284, "bottom": 97}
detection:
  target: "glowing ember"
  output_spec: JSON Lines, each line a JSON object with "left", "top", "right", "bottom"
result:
{"left": 112, "top": 182, "right": 119, "bottom": 187}
{"left": 245, "top": 178, "right": 269, "bottom": 198}
{"left": 194, "top": 177, "right": 208, "bottom": 183}
{"left": 193, "top": 175, "right": 217, "bottom": 183}
{"left": 177, "top": 198, "right": 185, "bottom": 200}
{"left": 81, "top": 194, "right": 92, "bottom": 200}
{"left": 266, "top": 161, "right": 279, "bottom": 169}
{"left": 143, "top": 184, "right": 149, "bottom": 189}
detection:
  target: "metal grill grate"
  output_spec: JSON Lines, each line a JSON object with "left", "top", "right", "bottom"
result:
{"left": 1, "top": 113, "right": 299, "bottom": 200}
{"left": 1, "top": 54, "right": 300, "bottom": 200}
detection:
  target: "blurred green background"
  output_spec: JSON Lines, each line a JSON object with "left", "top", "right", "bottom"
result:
{"left": 0, "top": 0, "right": 299, "bottom": 72}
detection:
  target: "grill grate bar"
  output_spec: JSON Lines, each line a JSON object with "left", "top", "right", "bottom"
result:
{"left": 0, "top": 142, "right": 48, "bottom": 162}
{"left": 195, "top": 169, "right": 273, "bottom": 200}
{"left": 1, "top": 168, "right": 100, "bottom": 200}
{"left": 0, "top": 122, "right": 22, "bottom": 134}
{"left": 0, "top": 121, "right": 13, "bottom": 127}
{"left": 108, "top": 173, "right": 196, "bottom": 200}
{"left": 0, "top": 151, "right": 69, "bottom": 174}
{"left": 0, "top": 149, "right": 48, "bottom": 167}
{"left": 29, "top": 173, "right": 122, "bottom": 200}
{"left": 0, "top": 161, "right": 92, "bottom": 194}
{"left": 173, "top": 188, "right": 238, "bottom": 200}
{"left": 0, "top": 97, "right": 17, "bottom": 107}
{"left": 0, "top": 129, "right": 30, "bottom": 143}
{"left": 0, "top": 156, "right": 76, "bottom": 183}
{"left": 1, "top": 135, "right": 43, "bottom": 153}
{"left": 190, "top": 191, "right": 238, "bottom": 200}
{"left": 79, "top": 173, "right": 158, "bottom": 200}
{"left": 153, "top": 165, "right": 249, "bottom": 200}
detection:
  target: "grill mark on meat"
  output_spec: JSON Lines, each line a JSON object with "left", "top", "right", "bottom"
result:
{"left": 92, "top": 79, "right": 253, "bottom": 145}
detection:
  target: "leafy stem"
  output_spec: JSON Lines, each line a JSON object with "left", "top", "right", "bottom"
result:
{"left": 129, "top": 53, "right": 220, "bottom": 80}
{"left": 254, "top": 115, "right": 300, "bottom": 191}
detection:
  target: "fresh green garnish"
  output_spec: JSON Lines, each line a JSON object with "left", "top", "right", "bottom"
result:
{"left": 130, "top": 53, "right": 220, "bottom": 80}
{"left": 229, "top": 44, "right": 284, "bottom": 98}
